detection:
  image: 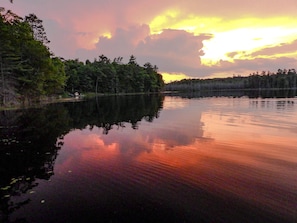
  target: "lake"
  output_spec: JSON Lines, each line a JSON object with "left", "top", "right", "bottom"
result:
{"left": 1, "top": 92, "right": 297, "bottom": 222}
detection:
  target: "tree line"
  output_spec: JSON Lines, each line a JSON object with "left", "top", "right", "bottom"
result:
{"left": 0, "top": 8, "right": 164, "bottom": 107}
{"left": 165, "top": 69, "right": 297, "bottom": 92}
{"left": 63, "top": 55, "right": 164, "bottom": 95}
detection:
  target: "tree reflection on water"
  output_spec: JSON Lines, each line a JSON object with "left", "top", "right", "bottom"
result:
{"left": 0, "top": 94, "right": 164, "bottom": 222}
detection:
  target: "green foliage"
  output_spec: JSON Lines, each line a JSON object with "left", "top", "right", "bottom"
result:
{"left": 0, "top": 9, "right": 23, "bottom": 105}
{"left": 0, "top": 8, "right": 163, "bottom": 106}
{"left": 25, "top": 13, "right": 50, "bottom": 45}
{"left": 0, "top": 8, "right": 67, "bottom": 106}
{"left": 64, "top": 55, "right": 165, "bottom": 94}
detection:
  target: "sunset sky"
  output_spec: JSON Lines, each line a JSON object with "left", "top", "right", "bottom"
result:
{"left": 3, "top": 0, "right": 297, "bottom": 82}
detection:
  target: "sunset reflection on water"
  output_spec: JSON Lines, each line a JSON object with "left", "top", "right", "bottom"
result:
{"left": 54, "top": 96, "right": 297, "bottom": 221}
{"left": 4, "top": 94, "right": 297, "bottom": 222}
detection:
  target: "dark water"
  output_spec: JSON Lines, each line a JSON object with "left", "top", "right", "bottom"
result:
{"left": 1, "top": 93, "right": 297, "bottom": 223}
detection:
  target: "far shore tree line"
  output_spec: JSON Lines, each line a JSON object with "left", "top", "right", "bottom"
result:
{"left": 165, "top": 69, "right": 297, "bottom": 92}
{"left": 0, "top": 8, "right": 164, "bottom": 107}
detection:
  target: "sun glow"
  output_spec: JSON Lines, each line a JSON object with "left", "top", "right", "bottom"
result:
{"left": 161, "top": 72, "right": 190, "bottom": 83}
{"left": 102, "top": 32, "right": 112, "bottom": 39}
{"left": 149, "top": 11, "right": 297, "bottom": 66}
{"left": 201, "top": 26, "right": 297, "bottom": 66}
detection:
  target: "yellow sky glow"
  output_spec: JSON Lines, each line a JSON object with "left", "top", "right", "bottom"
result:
{"left": 161, "top": 72, "right": 190, "bottom": 83}
{"left": 102, "top": 32, "right": 112, "bottom": 39}
{"left": 4, "top": 0, "right": 297, "bottom": 82}
{"left": 149, "top": 12, "right": 297, "bottom": 66}
{"left": 202, "top": 26, "right": 297, "bottom": 65}
{"left": 73, "top": 8, "right": 297, "bottom": 83}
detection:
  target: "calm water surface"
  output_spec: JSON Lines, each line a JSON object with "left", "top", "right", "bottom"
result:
{"left": 1, "top": 94, "right": 297, "bottom": 222}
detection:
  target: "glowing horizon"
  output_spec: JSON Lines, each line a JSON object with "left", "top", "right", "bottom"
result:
{"left": 149, "top": 12, "right": 297, "bottom": 67}
{"left": 3, "top": 0, "right": 297, "bottom": 82}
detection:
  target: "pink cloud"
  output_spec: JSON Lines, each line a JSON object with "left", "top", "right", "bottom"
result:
{"left": 134, "top": 29, "right": 212, "bottom": 73}
{"left": 76, "top": 24, "right": 297, "bottom": 78}
{"left": 43, "top": 19, "right": 78, "bottom": 58}
{"left": 251, "top": 39, "right": 297, "bottom": 57}
{"left": 2, "top": 0, "right": 297, "bottom": 78}
{"left": 76, "top": 27, "right": 211, "bottom": 69}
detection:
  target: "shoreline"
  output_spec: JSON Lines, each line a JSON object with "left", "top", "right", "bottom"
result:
{"left": 1, "top": 88, "right": 296, "bottom": 111}
{"left": 0, "top": 92, "right": 162, "bottom": 111}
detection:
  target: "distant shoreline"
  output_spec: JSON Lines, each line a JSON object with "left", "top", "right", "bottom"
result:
{"left": 164, "top": 87, "right": 297, "bottom": 92}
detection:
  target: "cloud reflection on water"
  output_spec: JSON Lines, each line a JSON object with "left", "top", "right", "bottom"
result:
{"left": 49, "top": 96, "right": 297, "bottom": 222}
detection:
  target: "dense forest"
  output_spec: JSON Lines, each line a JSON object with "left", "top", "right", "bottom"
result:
{"left": 165, "top": 69, "right": 297, "bottom": 92}
{"left": 0, "top": 8, "right": 164, "bottom": 107}
{"left": 63, "top": 55, "right": 164, "bottom": 95}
